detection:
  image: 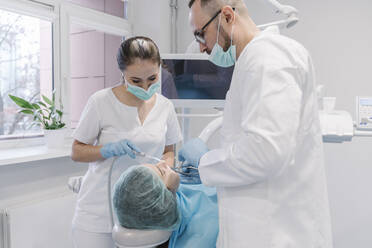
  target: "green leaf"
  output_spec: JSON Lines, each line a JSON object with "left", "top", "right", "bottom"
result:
{"left": 42, "top": 94, "right": 53, "bottom": 106}
{"left": 32, "top": 103, "right": 40, "bottom": 109}
{"left": 48, "top": 109, "right": 53, "bottom": 120}
{"left": 49, "top": 124, "right": 57, "bottom": 129}
{"left": 20, "top": 109, "right": 34, "bottom": 115}
{"left": 56, "top": 110, "right": 63, "bottom": 117}
{"left": 9, "top": 94, "right": 34, "bottom": 109}
{"left": 38, "top": 101, "right": 47, "bottom": 108}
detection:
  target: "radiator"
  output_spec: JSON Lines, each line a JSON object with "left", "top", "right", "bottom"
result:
{"left": 0, "top": 191, "right": 77, "bottom": 248}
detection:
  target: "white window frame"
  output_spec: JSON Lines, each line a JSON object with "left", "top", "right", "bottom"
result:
{"left": 0, "top": 0, "right": 132, "bottom": 148}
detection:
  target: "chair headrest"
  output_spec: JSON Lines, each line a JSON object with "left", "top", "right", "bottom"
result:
{"left": 112, "top": 224, "right": 171, "bottom": 248}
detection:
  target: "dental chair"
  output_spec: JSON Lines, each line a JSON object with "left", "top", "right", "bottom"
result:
{"left": 68, "top": 117, "right": 223, "bottom": 248}
{"left": 107, "top": 156, "right": 172, "bottom": 248}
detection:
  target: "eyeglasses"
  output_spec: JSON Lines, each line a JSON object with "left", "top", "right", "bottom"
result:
{"left": 194, "top": 10, "right": 221, "bottom": 45}
{"left": 193, "top": 7, "right": 235, "bottom": 45}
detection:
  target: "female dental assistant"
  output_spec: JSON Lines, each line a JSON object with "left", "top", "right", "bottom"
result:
{"left": 70, "top": 36, "right": 182, "bottom": 248}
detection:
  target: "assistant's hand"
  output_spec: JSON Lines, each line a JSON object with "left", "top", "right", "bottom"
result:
{"left": 100, "top": 139, "right": 141, "bottom": 159}
{"left": 178, "top": 138, "right": 209, "bottom": 168}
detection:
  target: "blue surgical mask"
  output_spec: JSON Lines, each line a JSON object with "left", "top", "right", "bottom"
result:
{"left": 209, "top": 15, "right": 236, "bottom": 68}
{"left": 124, "top": 77, "right": 160, "bottom": 101}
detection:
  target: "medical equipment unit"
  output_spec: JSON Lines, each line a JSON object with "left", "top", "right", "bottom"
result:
{"left": 159, "top": 52, "right": 372, "bottom": 143}
{"left": 317, "top": 95, "right": 372, "bottom": 142}
{"left": 257, "top": 0, "right": 299, "bottom": 30}
{"left": 356, "top": 97, "right": 372, "bottom": 130}
{"left": 160, "top": 53, "right": 233, "bottom": 109}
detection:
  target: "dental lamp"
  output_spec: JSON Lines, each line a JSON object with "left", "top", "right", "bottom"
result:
{"left": 257, "top": 0, "right": 299, "bottom": 30}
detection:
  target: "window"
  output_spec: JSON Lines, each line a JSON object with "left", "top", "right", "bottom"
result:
{"left": 0, "top": 0, "right": 131, "bottom": 144}
{"left": 0, "top": 9, "right": 53, "bottom": 138}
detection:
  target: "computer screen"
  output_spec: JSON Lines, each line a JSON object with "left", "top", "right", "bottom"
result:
{"left": 160, "top": 54, "right": 234, "bottom": 104}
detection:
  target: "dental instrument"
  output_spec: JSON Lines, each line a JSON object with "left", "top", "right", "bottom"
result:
{"left": 133, "top": 150, "right": 199, "bottom": 176}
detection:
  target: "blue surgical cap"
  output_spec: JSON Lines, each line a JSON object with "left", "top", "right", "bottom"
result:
{"left": 113, "top": 165, "right": 180, "bottom": 230}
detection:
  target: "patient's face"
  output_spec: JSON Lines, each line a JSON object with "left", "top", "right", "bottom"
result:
{"left": 144, "top": 162, "right": 180, "bottom": 192}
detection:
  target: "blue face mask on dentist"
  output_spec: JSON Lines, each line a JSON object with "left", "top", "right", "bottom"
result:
{"left": 209, "top": 14, "right": 236, "bottom": 68}
{"left": 124, "top": 76, "right": 160, "bottom": 101}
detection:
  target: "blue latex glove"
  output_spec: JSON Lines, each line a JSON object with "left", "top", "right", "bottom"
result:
{"left": 178, "top": 138, "right": 209, "bottom": 168}
{"left": 100, "top": 139, "right": 140, "bottom": 159}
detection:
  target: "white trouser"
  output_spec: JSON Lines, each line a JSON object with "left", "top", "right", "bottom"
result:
{"left": 72, "top": 226, "right": 115, "bottom": 248}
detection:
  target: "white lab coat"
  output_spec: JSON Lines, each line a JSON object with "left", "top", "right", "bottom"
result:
{"left": 199, "top": 28, "right": 333, "bottom": 247}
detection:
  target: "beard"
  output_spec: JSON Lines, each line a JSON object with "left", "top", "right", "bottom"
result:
{"left": 220, "top": 26, "right": 232, "bottom": 51}
{"left": 206, "top": 24, "right": 232, "bottom": 54}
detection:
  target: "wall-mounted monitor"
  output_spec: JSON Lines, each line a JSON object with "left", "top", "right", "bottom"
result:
{"left": 160, "top": 54, "right": 234, "bottom": 108}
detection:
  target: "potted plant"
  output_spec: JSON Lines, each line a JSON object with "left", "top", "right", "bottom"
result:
{"left": 8, "top": 90, "right": 67, "bottom": 149}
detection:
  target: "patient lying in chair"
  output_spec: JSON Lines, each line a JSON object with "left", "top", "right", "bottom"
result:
{"left": 113, "top": 162, "right": 218, "bottom": 248}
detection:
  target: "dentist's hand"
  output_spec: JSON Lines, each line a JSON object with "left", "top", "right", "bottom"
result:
{"left": 179, "top": 162, "right": 202, "bottom": 185}
{"left": 178, "top": 138, "right": 209, "bottom": 168}
{"left": 100, "top": 139, "right": 140, "bottom": 159}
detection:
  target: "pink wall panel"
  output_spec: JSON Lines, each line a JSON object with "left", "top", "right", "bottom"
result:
{"left": 67, "top": 0, "right": 104, "bottom": 12}
{"left": 70, "top": 77, "right": 105, "bottom": 127}
{"left": 104, "top": 0, "right": 124, "bottom": 18}
{"left": 69, "top": 0, "right": 125, "bottom": 127}
{"left": 104, "top": 33, "right": 122, "bottom": 88}
{"left": 70, "top": 31, "right": 105, "bottom": 78}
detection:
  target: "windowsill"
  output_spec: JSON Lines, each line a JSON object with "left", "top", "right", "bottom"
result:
{"left": 0, "top": 140, "right": 73, "bottom": 167}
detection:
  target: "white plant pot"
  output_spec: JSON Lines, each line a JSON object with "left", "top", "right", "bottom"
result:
{"left": 43, "top": 128, "right": 67, "bottom": 149}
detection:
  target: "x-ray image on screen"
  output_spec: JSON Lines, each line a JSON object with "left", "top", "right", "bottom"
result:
{"left": 161, "top": 58, "right": 234, "bottom": 100}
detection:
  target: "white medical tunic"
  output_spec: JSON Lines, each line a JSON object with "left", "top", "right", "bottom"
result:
{"left": 199, "top": 28, "right": 333, "bottom": 247}
{"left": 72, "top": 87, "right": 182, "bottom": 233}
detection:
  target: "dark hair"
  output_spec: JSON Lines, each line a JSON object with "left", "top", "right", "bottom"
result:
{"left": 189, "top": 0, "right": 214, "bottom": 8}
{"left": 189, "top": 0, "right": 246, "bottom": 17}
{"left": 117, "top": 36, "right": 161, "bottom": 71}
{"left": 188, "top": 0, "right": 196, "bottom": 8}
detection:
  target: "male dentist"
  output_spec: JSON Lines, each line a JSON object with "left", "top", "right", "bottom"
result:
{"left": 178, "top": 0, "right": 333, "bottom": 247}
